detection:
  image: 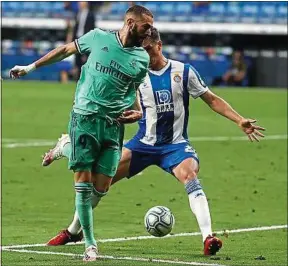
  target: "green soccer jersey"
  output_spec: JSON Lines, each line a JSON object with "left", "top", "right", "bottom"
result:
{"left": 73, "top": 28, "right": 149, "bottom": 117}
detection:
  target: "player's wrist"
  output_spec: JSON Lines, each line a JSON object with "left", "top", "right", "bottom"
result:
{"left": 236, "top": 117, "right": 245, "bottom": 126}
{"left": 26, "top": 63, "right": 36, "bottom": 73}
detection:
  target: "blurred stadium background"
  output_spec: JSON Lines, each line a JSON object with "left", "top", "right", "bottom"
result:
{"left": 1, "top": 1, "right": 287, "bottom": 88}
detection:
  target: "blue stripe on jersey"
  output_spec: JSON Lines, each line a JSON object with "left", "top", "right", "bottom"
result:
{"left": 182, "top": 64, "right": 190, "bottom": 140}
{"left": 150, "top": 65, "right": 174, "bottom": 145}
{"left": 136, "top": 89, "right": 146, "bottom": 138}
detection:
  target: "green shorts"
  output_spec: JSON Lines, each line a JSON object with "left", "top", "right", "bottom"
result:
{"left": 68, "top": 111, "right": 124, "bottom": 177}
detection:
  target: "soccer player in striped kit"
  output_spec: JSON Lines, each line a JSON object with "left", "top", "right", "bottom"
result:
{"left": 44, "top": 28, "right": 265, "bottom": 256}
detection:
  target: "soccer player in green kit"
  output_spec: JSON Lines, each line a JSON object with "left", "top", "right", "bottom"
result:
{"left": 9, "top": 5, "right": 154, "bottom": 262}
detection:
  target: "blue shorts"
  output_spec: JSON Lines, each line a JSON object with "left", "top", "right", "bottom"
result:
{"left": 124, "top": 138, "right": 199, "bottom": 178}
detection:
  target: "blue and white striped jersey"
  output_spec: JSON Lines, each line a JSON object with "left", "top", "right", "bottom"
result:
{"left": 135, "top": 59, "right": 209, "bottom": 146}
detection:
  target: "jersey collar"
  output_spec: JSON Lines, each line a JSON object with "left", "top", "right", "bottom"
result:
{"left": 115, "top": 31, "right": 124, "bottom": 48}
{"left": 115, "top": 32, "right": 139, "bottom": 50}
{"left": 149, "top": 60, "right": 171, "bottom": 76}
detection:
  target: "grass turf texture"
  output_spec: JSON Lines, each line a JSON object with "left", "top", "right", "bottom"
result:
{"left": 2, "top": 81, "right": 287, "bottom": 266}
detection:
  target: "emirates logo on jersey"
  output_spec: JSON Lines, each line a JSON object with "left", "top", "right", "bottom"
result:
{"left": 173, "top": 74, "right": 182, "bottom": 83}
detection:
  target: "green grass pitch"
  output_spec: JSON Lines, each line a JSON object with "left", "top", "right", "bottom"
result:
{"left": 1, "top": 81, "right": 287, "bottom": 266}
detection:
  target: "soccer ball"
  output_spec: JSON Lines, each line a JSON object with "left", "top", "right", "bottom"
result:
{"left": 144, "top": 206, "right": 175, "bottom": 237}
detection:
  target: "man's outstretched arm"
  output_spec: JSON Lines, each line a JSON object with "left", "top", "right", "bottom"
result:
{"left": 200, "top": 90, "right": 265, "bottom": 142}
{"left": 10, "top": 42, "right": 78, "bottom": 79}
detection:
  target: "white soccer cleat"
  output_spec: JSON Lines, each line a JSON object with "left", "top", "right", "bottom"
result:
{"left": 83, "top": 245, "right": 98, "bottom": 262}
{"left": 42, "top": 134, "right": 70, "bottom": 166}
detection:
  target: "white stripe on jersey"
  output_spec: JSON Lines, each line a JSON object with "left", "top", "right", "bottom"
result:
{"left": 139, "top": 75, "right": 158, "bottom": 145}
{"left": 170, "top": 60, "right": 186, "bottom": 144}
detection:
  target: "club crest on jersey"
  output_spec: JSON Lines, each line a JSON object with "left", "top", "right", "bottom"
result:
{"left": 155, "top": 90, "right": 174, "bottom": 113}
{"left": 129, "top": 59, "right": 137, "bottom": 69}
{"left": 173, "top": 74, "right": 182, "bottom": 83}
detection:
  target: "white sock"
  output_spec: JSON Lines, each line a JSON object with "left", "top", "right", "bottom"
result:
{"left": 185, "top": 178, "right": 212, "bottom": 242}
{"left": 68, "top": 190, "right": 102, "bottom": 235}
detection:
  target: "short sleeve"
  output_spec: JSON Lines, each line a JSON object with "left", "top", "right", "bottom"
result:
{"left": 133, "top": 70, "right": 149, "bottom": 90}
{"left": 187, "top": 65, "right": 209, "bottom": 99}
{"left": 75, "top": 29, "right": 99, "bottom": 54}
{"left": 133, "top": 54, "right": 149, "bottom": 89}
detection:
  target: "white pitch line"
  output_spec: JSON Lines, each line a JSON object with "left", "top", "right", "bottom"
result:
{"left": 2, "top": 141, "right": 55, "bottom": 148}
{"left": 2, "top": 134, "right": 287, "bottom": 148}
{"left": 2, "top": 224, "right": 287, "bottom": 250}
{"left": 2, "top": 248, "right": 223, "bottom": 266}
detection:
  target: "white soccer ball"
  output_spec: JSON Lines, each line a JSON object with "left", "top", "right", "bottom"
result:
{"left": 144, "top": 206, "right": 175, "bottom": 237}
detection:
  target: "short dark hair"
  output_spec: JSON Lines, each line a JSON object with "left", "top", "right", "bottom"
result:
{"left": 126, "top": 4, "right": 154, "bottom": 18}
{"left": 150, "top": 27, "right": 161, "bottom": 42}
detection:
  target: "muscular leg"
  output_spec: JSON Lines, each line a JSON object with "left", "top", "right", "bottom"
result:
{"left": 172, "top": 158, "right": 212, "bottom": 242}
{"left": 112, "top": 147, "right": 132, "bottom": 185}
{"left": 68, "top": 148, "right": 132, "bottom": 235}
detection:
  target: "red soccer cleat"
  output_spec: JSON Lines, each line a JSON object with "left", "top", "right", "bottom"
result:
{"left": 47, "top": 229, "right": 83, "bottom": 246}
{"left": 204, "top": 235, "right": 222, "bottom": 256}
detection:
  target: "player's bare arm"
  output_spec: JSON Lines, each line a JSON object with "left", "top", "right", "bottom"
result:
{"left": 200, "top": 90, "right": 265, "bottom": 142}
{"left": 10, "top": 42, "right": 78, "bottom": 79}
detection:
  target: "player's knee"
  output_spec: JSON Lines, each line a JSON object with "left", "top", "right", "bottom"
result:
{"left": 93, "top": 187, "right": 107, "bottom": 198}
{"left": 186, "top": 170, "right": 198, "bottom": 182}
{"left": 180, "top": 170, "right": 197, "bottom": 183}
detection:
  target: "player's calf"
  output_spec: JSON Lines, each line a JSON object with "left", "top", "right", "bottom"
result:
{"left": 173, "top": 158, "right": 222, "bottom": 254}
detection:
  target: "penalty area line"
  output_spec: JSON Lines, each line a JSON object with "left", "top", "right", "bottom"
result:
{"left": 2, "top": 248, "right": 223, "bottom": 266}
{"left": 2, "top": 224, "right": 287, "bottom": 249}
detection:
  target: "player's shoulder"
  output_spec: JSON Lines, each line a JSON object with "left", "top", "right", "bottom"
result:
{"left": 169, "top": 60, "right": 199, "bottom": 74}
{"left": 134, "top": 47, "right": 149, "bottom": 58}
{"left": 92, "top": 28, "right": 114, "bottom": 36}
{"left": 134, "top": 48, "right": 150, "bottom": 66}
{"left": 169, "top": 59, "right": 190, "bottom": 72}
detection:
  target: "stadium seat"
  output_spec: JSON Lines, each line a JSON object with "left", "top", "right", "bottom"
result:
{"left": 5, "top": 1, "right": 22, "bottom": 12}
{"left": 22, "top": 2, "right": 38, "bottom": 12}
{"left": 51, "top": 2, "right": 65, "bottom": 12}
{"left": 157, "top": 2, "right": 174, "bottom": 21}
{"left": 275, "top": 2, "right": 288, "bottom": 24}
{"left": 158, "top": 2, "right": 174, "bottom": 15}
{"left": 207, "top": 2, "right": 226, "bottom": 23}
{"left": 108, "top": 2, "right": 129, "bottom": 20}
{"left": 2, "top": 1, "right": 12, "bottom": 12}
{"left": 190, "top": 3, "right": 209, "bottom": 23}
{"left": 142, "top": 2, "right": 158, "bottom": 14}
{"left": 110, "top": 2, "right": 129, "bottom": 15}
{"left": 224, "top": 2, "right": 241, "bottom": 23}
{"left": 258, "top": 2, "right": 277, "bottom": 24}
{"left": 240, "top": 2, "right": 260, "bottom": 23}
{"left": 37, "top": 2, "right": 53, "bottom": 14}
{"left": 174, "top": 2, "right": 192, "bottom": 22}
{"left": 162, "top": 45, "right": 177, "bottom": 56}
{"left": 180, "top": 46, "right": 193, "bottom": 56}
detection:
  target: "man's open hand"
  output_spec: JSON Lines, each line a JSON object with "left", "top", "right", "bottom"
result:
{"left": 238, "top": 118, "right": 265, "bottom": 142}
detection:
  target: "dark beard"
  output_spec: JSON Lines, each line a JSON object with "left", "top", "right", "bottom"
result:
{"left": 129, "top": 26, "right": 143, "bottom": 47}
